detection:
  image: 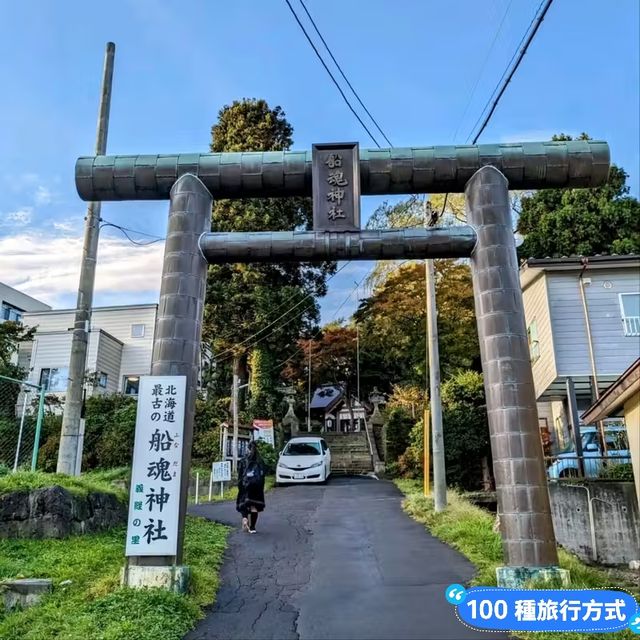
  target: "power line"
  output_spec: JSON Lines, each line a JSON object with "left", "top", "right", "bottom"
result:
{"left": 297, "top": 0, "right": 393, "bottom": 147}
{"left": 283, "top": 0, "right": 382, "bottom": 147}
{"left": 100, "top": 220, "right": 165, "bottom": 246}
{"left": 452, "top": 0, "right": 513, "bottom": 142}
{"left": 436, "top": 0, "right": 553, "bottom": 223}
{"left": 273, "top": 263, "right": 378, "bottom": 374}
{"left": 467, "top": 0, "right": 553, "bottom": 144}
{"left": 213, "top": 261, "right": 353, "bottom": 362}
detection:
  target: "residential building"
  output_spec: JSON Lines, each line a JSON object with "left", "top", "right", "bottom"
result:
{"left": 20, "top": 304, "right": 158, "bottom": 396}
{"left": 0, "top": 282, "right": 50, "bottom": 323}
{"left": 582, "top": 358, "right": 640, "bottom": 507}
{"left": 520, "top": 255, "right": 640, "bottom": 455}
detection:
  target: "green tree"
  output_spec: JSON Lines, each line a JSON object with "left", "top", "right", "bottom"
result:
{"left": 440, "top": 370, "right": 491, "bottom": 490}
{"left": 355, "top": 260, "right": 480, "bottom": 392}
{"left": 517, "top": 133, "right": 640, "bottom": 258}
{"left": 385, "top": 407, "right": 414, "bottom": 464}
{"left": 204, "top": 99, "right": 334, "bottom": 420}
{"left": 0, "top": 321, "right": 35, "bottom": 422}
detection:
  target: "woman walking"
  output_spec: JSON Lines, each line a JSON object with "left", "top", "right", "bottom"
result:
{"left": 236, "top": 441, "right": 266, "bottom": 533}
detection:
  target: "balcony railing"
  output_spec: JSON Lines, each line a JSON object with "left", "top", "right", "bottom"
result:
{"left": 623, "top": 316, "right": 640, "bottom": 336}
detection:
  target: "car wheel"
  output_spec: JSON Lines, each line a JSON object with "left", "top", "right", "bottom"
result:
{"left": 559, "top": 468, "right": 579, "bottom": 478}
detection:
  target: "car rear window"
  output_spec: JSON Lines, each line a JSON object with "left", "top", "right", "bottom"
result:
{"left": 283, "top": 442, "right": 321, "bottom": 456}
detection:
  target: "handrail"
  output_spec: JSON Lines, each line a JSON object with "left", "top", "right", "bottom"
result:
{"left": 362, "top": 418, "right": 374, "bottom": 458}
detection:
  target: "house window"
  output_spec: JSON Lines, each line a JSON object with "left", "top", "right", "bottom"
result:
{"left": 98, "top": 372, "right": 108, "bottom": 389}
{"left": 527, "top": 320, "right": 540, "bottom": 363}
{"left": 39, "top": 367, "right": 69, "bottom": 392}
{"left": 619, "top": 293, "right": 640, "bottom": 336}
{"left": 123, "top": 376, "right": 140, "bottom": 396}
{"left": 131, "top": 324, "right": 145, "bottom": 338}
{"left": 1, "top": 303, "right": 22, "bottom": 323}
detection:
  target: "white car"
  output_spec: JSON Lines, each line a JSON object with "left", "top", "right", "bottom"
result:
{"left": 276, "top": 437, "right": 331, "bottom": 484}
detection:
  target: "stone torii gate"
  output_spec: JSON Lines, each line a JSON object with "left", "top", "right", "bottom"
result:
{"left": 75, "top": 140, "right": 609, "bottom": 589}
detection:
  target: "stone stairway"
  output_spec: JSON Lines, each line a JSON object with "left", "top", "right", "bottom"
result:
{"left": 323, "top": 432, "right": 374, "bottom": 475}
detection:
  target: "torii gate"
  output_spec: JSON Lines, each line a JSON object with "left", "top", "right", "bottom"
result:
{"left": 75, "top": 139, "right": 609, "bottom": 589}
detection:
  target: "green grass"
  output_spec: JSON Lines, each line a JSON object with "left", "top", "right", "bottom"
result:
{"left": 0, "top": 516, "right": 228, "bottom": 640}
{"left": 394, "top": 479, "right": 638, "bottom": 640}
{"left": 0, "top": 471, "right": 126, "bottom": 501}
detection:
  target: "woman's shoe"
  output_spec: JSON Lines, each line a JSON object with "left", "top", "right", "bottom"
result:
{"left": 249, "top": 529, "right": 257, "bottom": 534}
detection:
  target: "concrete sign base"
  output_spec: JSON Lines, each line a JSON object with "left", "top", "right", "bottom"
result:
{"left": 121, "top": 564, "right": 190, "bottom": 594}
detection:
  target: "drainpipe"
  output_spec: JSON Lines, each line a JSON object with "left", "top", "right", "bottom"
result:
{"left": 566, "top": 484, "right": 614, "bottom": 563}
{"left": 578, "top": 259, "right": 609, "bottom": 457}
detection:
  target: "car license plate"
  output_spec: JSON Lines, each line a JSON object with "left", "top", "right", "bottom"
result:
{"left": 293, "top": 473, "right": 304, "bottom": 479}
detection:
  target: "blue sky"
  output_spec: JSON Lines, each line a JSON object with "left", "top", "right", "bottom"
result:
{"left": 0, "top": 0, "right": 638, "bottom": 322}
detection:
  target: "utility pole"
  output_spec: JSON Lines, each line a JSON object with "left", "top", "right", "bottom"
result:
{"left": 424, "top": 200, "right": 447, "bottom": 511}
{"left": 57, "top": 42, "right": 115, "bottom": 475}
{"left": 232, "top": 372, "right": 239, "bottom": 474}
{"left": 307, "top": 340, "right": 312, "bottom": 431}
{"left": 354, "top": 281, "right": 360, "bottom": 401}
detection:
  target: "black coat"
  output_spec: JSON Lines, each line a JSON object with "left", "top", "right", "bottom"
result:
{"left": 236, "top": 456, "right": 266, "bottom": 514}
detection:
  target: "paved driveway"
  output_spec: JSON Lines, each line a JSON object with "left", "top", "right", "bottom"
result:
{"left": 186, "top": 476, "right": 495, "bottom": 640}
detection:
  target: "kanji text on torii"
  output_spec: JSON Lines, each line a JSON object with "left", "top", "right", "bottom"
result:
{"left": 325, "top": 153, "right": 348, "bottom": 221}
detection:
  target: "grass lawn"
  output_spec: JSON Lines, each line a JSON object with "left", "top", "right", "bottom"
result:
{"left": 394, "top": 479, "right": 639, "bottom": 640}
{"left": 0, "top": 470, "right": 126, "bottom": 501}
{"left": 0, "top": 516, "right": 228, "bottom": 640}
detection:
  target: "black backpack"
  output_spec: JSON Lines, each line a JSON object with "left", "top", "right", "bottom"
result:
{"left": 243, "top": 460, "right": 264, "bottom": 488}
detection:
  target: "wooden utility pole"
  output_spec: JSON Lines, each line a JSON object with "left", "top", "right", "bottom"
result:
{"left": 57, "top": 42, "right": 115, "bottom": 475}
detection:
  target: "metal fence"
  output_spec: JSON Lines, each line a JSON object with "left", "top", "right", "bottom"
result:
{"left": 0, "top": 374, "right": 45, "bottom": 473}
{"left": 545, "top": 454, "right": 633, "bottom": 480}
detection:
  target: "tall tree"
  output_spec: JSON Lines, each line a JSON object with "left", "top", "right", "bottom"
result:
{"left": 283, "top": 324, "right": 359, "bottom": 429}
{"left": 354, "top": 260, "right": 480, "bottom": 393}
{"left": 203, "top": 99, "right": 334, "bottom": 419}
{"left": 517, "top": 133, "right": 640, "bottom": 258}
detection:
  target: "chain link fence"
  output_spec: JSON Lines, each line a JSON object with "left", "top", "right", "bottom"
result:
{"left": 0, "top": 374, "right": 45, "bottom": 473}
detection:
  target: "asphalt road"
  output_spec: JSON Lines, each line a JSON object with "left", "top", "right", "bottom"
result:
{"left": 186, "top": 476, "right": 495, "bottom": 640}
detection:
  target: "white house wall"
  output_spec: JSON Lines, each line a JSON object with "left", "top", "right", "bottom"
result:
{"left": 522, "top": 273, "right": 557, "bottom": 398}
{"left": 95, "top": 332, "right": 123, "bottom": 394}
{"left": 90, "top": 307, "right": 157, "bottom": 389}
{"left": 547, "top": 269, "right": 640, "bottom": 382}
{"left": 23, "top": 305, "right": 157, "bottom": 393}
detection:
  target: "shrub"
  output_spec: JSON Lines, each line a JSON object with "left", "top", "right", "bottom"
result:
{"left": 385, "top": 407, "right": 414, "bottom": 462}
{"left": 599, "top": 462, "right": 634, "bottom": 481}
{"left": 256, "top": 440, "right": 277, "bottom": 474}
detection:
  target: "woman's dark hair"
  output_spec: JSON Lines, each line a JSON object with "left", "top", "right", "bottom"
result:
{"left": 247, "top": 440, "right": 260, "bottom": 462}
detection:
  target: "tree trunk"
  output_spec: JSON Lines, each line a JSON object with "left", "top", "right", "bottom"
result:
{"left": 231, "top": 353, "right": 248, "bottom": 413}
{"left": 481, "top": 456, "right": 493, "bottom": 491}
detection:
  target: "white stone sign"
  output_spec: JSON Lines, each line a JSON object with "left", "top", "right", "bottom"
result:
{"left": 125, "top": 376, "right": 186, "bottom": 557}
{"left": 212, "top": 461, "right": 231, "bottom": 482}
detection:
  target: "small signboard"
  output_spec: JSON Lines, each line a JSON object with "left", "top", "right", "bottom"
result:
{"left": 125, "top": 375, "right": 186, "bottom": 557}
{"left": 253, "top": 419, "right": 275, "bottom": 447}
{"left": 312, "top": 142, "right": 360, "bottom": 231}
{"left": 212, "top": 460, "right": 231, "bottom": 482}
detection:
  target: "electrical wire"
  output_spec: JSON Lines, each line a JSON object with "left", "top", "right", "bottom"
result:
{"left": 212, "top": 260, "right": 353, "bottom": 362}
{"left": 466, "top": 0, "right": 553, "bottom": 144}
{"left": 297, "top": 0, "right": 393, "bottom": 147}
{"left": 436, "top": 0, "right": 553, "bottom": 225}
{"left": 451, "top": 0, "right": 513, "bottom": 142}
{"left": 283, "top": 0, "right": 382, "bottom": 147}
{"left": 100, "top": 220, "right": 165, "bottom": 246}
{"left": 273, "top": 263, "right": 377, "bottom": 374}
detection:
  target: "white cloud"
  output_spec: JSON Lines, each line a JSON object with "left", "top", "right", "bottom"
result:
{"left": 3, "top": 207, "right": 33, "bottom": 226}
{"left": 0, "top": 232, "right": 165, "bottom": 308}
{"left": 34, "top": 185, "right": 53, "bottom": 205}
{"left": 52, "top": 216, "right": 83, "bottom": 234}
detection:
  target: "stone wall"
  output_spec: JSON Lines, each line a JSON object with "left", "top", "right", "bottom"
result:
{"left": 0, "top": 486, "right": 126, "bottom": 538}
{"left": 548, "top": 481, "right": 640, "bottom": 565}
